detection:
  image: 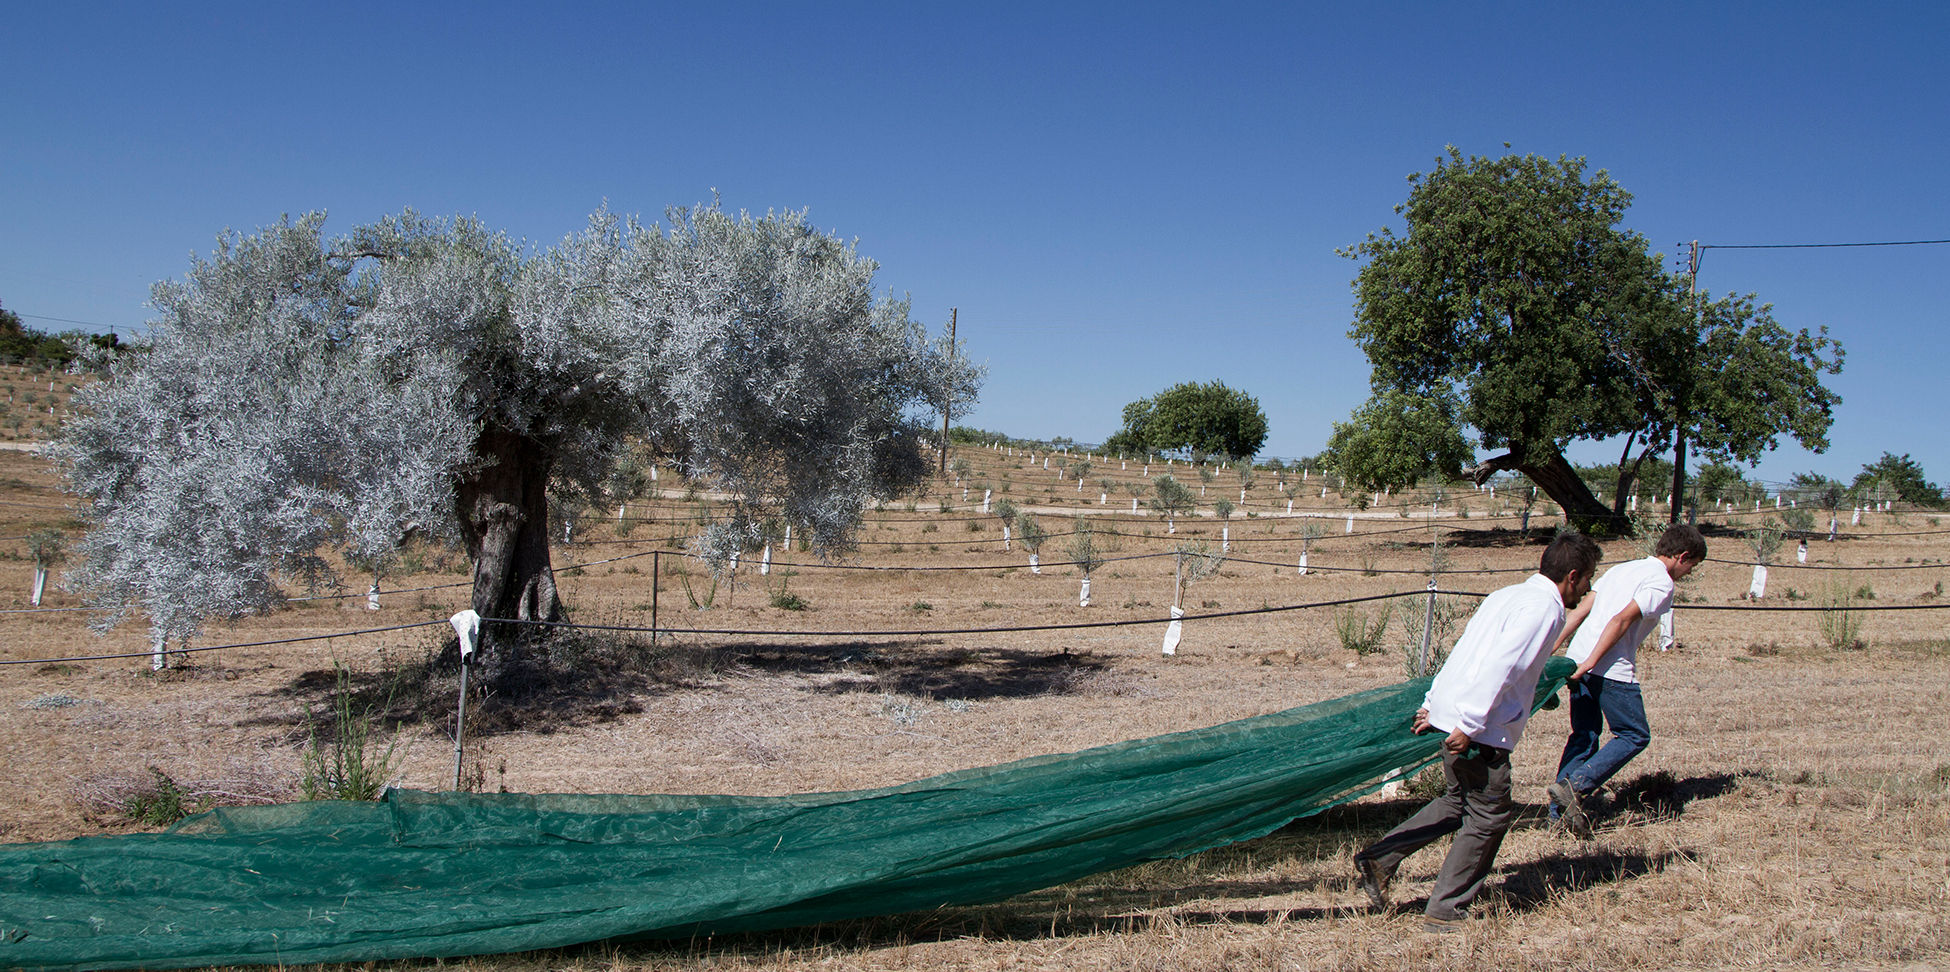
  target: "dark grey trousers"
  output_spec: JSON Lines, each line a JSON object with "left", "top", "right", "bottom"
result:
{"left": 1357, "top": 744, "right": 1514, "bottom": 920}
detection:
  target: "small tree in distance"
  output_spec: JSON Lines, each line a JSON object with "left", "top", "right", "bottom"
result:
{"left": 1149, "top": 475, "right": 1195, "bottom": 533}
{"left": 992, "top": 499, "right": 1019, "bottom": 551}
{"left": 1103, "top": 380, "right": 1269, "bottom": 462}
{"left": 1014, "top": 510, "right": 1048, "bottom": 572}
{"left": 1852, "top": 453, "right": 1945, "bottom": 509}
{"left": 1067, "top": 519, "right": 1103, "bottom": 606}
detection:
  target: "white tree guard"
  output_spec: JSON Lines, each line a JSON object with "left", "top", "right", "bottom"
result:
{"left": 1002, "top": 524, "right": 1011, "bottom": 551}
{"left": 1749, "top": 565, "right": 1767, "bottom": 599}
{"left": 367, "top": 581, "right": 380, "bottom": 611}
{"left": 1161, "top": 605, "right": 1183, "bottom": 656}
{"left": 983, "top": 489, "right": 992, "bottom": 513}
{"left": 1078, "top": 577, "right": 1090, "bottom": 607}
{"left": 1287, "top": 499, "right": 1293, "bottom": 514}
{"left": 1131, "top": 498, "right": 1139, "bottom": 512}
{"left": 1029, "top": 553, "right": 1040, "bottom": 574}
{"left": 1797, "top": 541, "right": 1807, "bottom": 564}
{"left": 450, "top": 609, "right": 481, "bottom": 661}
{"left": 31, "top": 567, "right": 47, "bottom": 606}
{"left": 760, "top": 544, "right": 771, "bottom": 575}
{"left": 1297, "top": 552, "right": 1308, "bottom": 575}
{"left": 1345, "top": 515, "right": 1354, "bottom": 533}
{"left": 1221, "top": 527, "right": 1229, "bottom": 553}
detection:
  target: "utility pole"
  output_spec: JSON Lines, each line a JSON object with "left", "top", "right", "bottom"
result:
{"left": 939, "top": 308, "right": 956, "bottom": 477}
{"left": 1669, "top": 240, "right": 1701, "bottom": 524}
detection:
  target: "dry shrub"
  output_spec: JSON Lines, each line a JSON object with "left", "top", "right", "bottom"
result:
{"left": 72, "top": 763, "right": 290, "bottom": 828}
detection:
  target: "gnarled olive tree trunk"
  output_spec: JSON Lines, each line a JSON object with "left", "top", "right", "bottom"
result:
{"left": 455, "top": 426, "right": 564, "bottom": 689}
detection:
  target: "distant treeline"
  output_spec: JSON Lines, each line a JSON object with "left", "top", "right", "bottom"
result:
{"left": 0, "top": 301, "right": 119, "bottom": 367}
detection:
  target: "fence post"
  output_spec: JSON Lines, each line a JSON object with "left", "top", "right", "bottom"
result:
{"left": 449, "top": 610, "right": 480, "bottom": 791}
{"left": 650, "top": 550, "right": 660, "bottom": 651}
{"left": 1418, "top": 577, "right": 1437, "bottom": 676}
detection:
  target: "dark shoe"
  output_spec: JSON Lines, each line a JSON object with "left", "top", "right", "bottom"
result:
{"left": 1422, "top": 913, "right": 1471, "bottom": 934}
{"left": 1547, "top": 781, "right": 1589, "bottom": 838}
{"left": 1353, "top": 855, "right": 1393, "bottom": 910}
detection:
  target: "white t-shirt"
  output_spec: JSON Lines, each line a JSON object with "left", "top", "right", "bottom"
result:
{"left": 1567, "top": 556, "right": 1675, "bottom": 684}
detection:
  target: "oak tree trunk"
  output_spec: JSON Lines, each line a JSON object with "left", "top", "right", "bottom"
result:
{"left": 1467, "top": 447, "right": 1627, "bottom": 534}
{"left": 455, "top": 426, "right": 564, "bottom": 691}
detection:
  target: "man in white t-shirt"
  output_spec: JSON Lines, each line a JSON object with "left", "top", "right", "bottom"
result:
{"left": 1547, "top": 524, "right": 1707, "bottom": 836}
{"left": 1353, "top": 531, "right": 1601, "bottom": 933}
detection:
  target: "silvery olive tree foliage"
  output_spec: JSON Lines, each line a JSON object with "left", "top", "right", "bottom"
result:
{"left": 60, "top": 205, "right": 972, "bottom": 685}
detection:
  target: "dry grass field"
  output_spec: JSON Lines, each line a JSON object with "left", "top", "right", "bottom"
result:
{"left": 3, "top": 443, "right": 1948, "bottom": 971}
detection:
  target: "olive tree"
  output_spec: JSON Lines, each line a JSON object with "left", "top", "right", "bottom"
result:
{"left": 60, "top": 206, "right": 970, "bottom": 683}
{"left": 1148, "top": 474, "right": 1195, "bottom": 533}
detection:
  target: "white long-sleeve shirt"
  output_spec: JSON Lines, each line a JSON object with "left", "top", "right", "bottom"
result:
{"left": 1421, "top": 573, "right": 1567, "bottom": 750}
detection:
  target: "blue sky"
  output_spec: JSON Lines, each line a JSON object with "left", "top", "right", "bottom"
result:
{"left": 4, "top": 4, "right": 1945, "bottom": 487}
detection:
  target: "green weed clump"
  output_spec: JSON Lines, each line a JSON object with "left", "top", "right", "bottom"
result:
{"left": 123, "top": 767, "right": 202, "bottom": 826}
{"left": 1334, "top": 602, "right": 1393, "bottom": 655}
{"left": 1819, "top": 585, "right": 1865, "bottom": 651}
{"left": 300, "top": 665, "right": 404, "bottom": 802}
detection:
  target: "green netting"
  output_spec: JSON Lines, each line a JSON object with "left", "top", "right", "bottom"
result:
{"left": 1, "top": 658, "right": 1573, "bottom": 971}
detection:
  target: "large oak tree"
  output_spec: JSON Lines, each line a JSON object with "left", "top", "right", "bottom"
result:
{"left": 1335, "top": 149, "right": 1841, "bottom": 531}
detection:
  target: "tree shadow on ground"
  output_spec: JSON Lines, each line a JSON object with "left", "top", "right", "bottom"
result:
{"left": 750, "top": 642, "right": 1121, "bottom": 701}
{"left": 1434, "top": 528, "right": 1553, "bottom": 550}
{"left": 249, "top": 624, "right": 743, "bottom": 739}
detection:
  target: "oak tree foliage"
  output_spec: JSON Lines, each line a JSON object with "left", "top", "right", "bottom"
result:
{"left": 1853, "top": 453, "right": 1944, "bottom": 508}
{"left": 1103, "top": 380, "right": 1268, "bottom": 462}
{"left": 1335, "top": 148, "right": 1841, "bottom": 532}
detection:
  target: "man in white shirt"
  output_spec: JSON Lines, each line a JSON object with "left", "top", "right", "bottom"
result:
{"left": 1353, "top": 531, "right": 1601, "bottom": 933}
{"left": 1547, "top": 524, "right": 1707, "bottom": 836}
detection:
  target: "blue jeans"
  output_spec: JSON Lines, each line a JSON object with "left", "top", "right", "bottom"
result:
{"left": 1555, "top": 676, "right": 1649, "bottom": 796}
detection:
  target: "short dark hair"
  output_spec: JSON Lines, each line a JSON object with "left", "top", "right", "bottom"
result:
{"left": 1539, "top": 530, "right": 1602, "bottom": 582}
{"left": 1654, "top": 524, "right": 1707, "bottom": 561}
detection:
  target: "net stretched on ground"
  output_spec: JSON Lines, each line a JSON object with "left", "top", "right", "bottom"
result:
{"left": 1, "top": 657, "right": 1573, "bottom": 971}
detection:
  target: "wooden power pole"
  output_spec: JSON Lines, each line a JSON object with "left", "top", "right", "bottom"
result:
{"left": 939, "top": 308, "right": 956, "bottom": 477}
{"left": 1669, "top": 240, "right": 1702, "bottom": 524}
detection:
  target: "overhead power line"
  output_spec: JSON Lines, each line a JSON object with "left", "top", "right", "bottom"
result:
{"left": 1698, "top": 238, "right": 1950, "bottom": 250}
{"left": 16, "top": 313, "right": 126, "bottom": 330}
